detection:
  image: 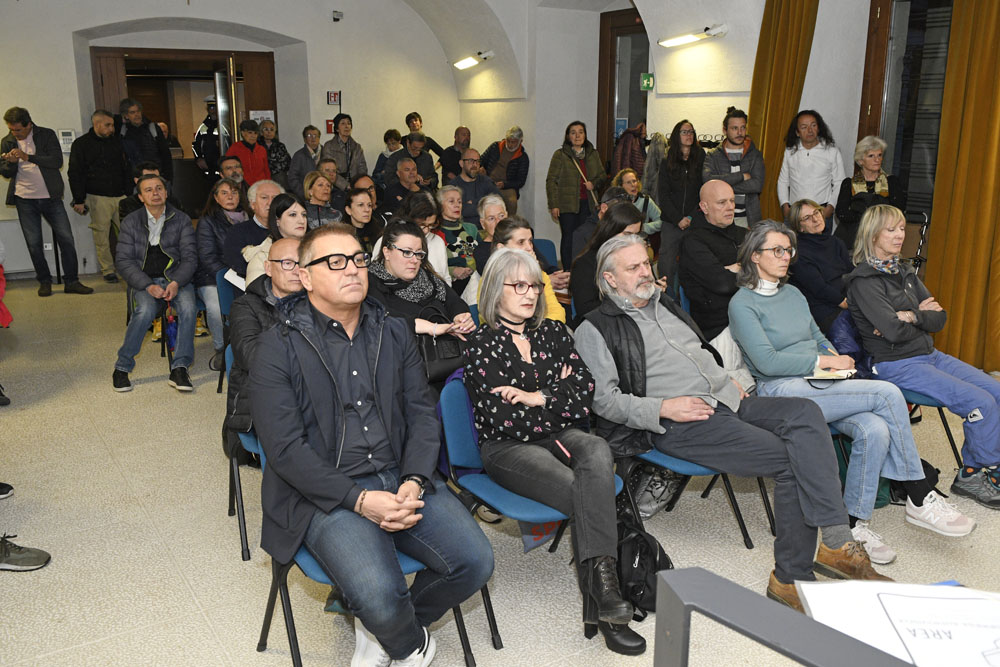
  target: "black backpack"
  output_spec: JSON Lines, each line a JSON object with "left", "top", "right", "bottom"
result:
{"left": 616, "top": 494, "right": 673, "bottom": 621}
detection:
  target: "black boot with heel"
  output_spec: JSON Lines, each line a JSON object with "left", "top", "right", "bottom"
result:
{"left": 580, "top": 556, "right": 646, "bottom": 656}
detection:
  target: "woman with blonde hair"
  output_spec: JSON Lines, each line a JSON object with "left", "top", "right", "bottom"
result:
{"left": 845, "top": 204, "right": 1000, "bottom": 509}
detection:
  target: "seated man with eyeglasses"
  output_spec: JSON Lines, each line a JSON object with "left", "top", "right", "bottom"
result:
{"left": 249, "top": 224, "right": 494, "bottom": 666}
{"left": 448, "top": 148, "right": 499, "bottom": 222}
{"left": 224, "top": 237, "right": 305, "bottom": 463}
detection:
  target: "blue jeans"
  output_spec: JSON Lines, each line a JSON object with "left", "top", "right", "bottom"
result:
{"left": 757, "top": 377, "right": 923, "bottom": 519}
{"left": 303, "top": 468, "right": 494, "bottom": 660}
{"left": 196, "top": 284, "right": 224, "bottom": 350}
{"left": 116, "top": 279, "right": 197, "bottom": 372}
{"left": 874, "top": 349, "right": 1000, "bottom": 468}
{"left": 13, "top": 196, "right": 80, "bottom": 283}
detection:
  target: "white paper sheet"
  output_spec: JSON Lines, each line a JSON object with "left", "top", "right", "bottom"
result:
{"left": 797, "top": 580, "right": 1000, "bottom": 666}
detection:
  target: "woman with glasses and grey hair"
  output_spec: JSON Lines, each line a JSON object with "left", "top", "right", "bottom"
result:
{"left": 787, "top": 198, "right": 854, "bottom": 334}
{"left": 728, "top": 220, "right": 974, "bottom": 565}
{"left": 464, "top": 247, "right": 645, "bottom": 657}
{"left": 835, "top": 135, "right": 906, "bottom": 250}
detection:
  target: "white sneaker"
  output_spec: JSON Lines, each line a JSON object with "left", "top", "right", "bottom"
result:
{"left": 351, "top": 620, "right": 391, "bottom": 667}
{"left": 906, "top": 490, "right": 977, "bottom": 537}
{"left": 851, "top": 521, "right": 897, "bottom": 564}
{"left": 392, "top": 628, "right": 436, "bottom": 667}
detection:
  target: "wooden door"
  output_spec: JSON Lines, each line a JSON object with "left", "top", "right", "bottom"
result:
{"left": 91, "top": 51, "right": 127, "bottom": 113}
{"left": 236, "top": 52, "right": 277, "bottom": 125}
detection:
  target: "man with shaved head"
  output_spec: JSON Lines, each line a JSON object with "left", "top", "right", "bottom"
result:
{"left": 225, "top": 237, "right": 304, "bottom": 465}
{"left": 449, "top": 147, "right": 499, "bottom": 222}
{"left": 678, "top": 180, "right": 746, "bottom": 341}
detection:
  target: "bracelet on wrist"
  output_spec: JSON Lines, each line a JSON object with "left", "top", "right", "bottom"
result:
{"left": 357, "top": 489, "right": 367, "bottom": 515}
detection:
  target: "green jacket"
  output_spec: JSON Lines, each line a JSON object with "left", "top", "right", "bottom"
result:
{"left": 545, "top": 143, "right": 607, "bottom": 214}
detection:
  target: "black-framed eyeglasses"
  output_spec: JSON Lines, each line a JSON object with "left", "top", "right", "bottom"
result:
{"left": 462, "top": 158, "right": 481, "bottom": 163}
{"left": 759, "top": 246, "right": 796, "bottom": 259}
{"left": 267, "top": 258, "right": 299, "bottom": 271}
{"left": 305, "top": 252, "right": 371, "bottom": 270}
{"left": 388, "top": 244, "right": 427, "bottom": 260}
{"left": 504, "top": 281, "right": 544, "bottom": 295}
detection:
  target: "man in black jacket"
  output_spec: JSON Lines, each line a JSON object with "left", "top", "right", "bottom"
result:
{"left": 224, "top": 237, "right": 303, "bottom": 460}
{"left": 68, "top": 109, "right": 131, "bottom": 283}
{"left": 1, "top": 106, "right": 92, "bottom": 296}
{"left": 116, "top": 98, "right": 172, "bottom": 180}
{"left": 679, "top": 180, "right": 746, "bottom": 341}
{"left": 113, "top": 175, "right": 198, "bottom": 393}
{"left": 249, "top": 224, "right": 493, "bottom": 665}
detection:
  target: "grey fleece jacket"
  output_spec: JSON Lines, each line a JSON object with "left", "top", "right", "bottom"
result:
{"left": 844, "top": 260, "right": 946, "bottom": 363}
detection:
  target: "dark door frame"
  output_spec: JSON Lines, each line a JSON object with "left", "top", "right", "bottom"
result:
{"left": 597, "top": 8, "right": 647, "bottom": 164}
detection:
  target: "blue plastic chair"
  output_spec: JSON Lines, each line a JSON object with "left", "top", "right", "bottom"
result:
{"left": 900, "top": 389, "right": 963, "bottom": 467}
{"left": 679, "top": 285, "right": 691, "bottom": 314}
{"left": 215, "top": 268, "right": 237, "bottom": 393}
{"left": 626, "top": 448, "right": 775, "bottom": 550}
{"left": 533, "top": 238, "right": 558, "bottom": 270}
{"left": 257, "top": 545, "right": 478, "bottom": 667}
{"left": 468, "top": 303, "right": 479, "bottom": 325}
{"left": 253, "top": 472, "right": 480, "bottom": 666}
{"left": 439, "top": 377, "right": 624, "bottom": 543}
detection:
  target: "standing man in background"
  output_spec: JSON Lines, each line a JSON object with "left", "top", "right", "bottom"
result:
{"left": 1, "top": 107, "right": 93, "bottom": 297}
{"left": 702, "top": 107, "right": 764, "bottom": 228}
{"left": 69, "top": 109, "right": 131, "bottom": 283}
{"left": 116, "top": 98, "right": 173, "bottom": 181}
{"left": 193, "top": 96, "right": 225, "bottom": 176}
{"left": 777, "top": 110, "right": 845, "bottom": 222}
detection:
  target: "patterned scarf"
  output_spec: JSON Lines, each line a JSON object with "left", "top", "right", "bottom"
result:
{"left": 851, "top": 170, "right": 890, "bottom": 197}
{"left": 369, "top": 259, "right": 447, "bottom": 303}
{"left": 870, "top": 255, "right": 900, "bottom": 275}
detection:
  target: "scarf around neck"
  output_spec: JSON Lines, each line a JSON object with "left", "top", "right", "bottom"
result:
{"left": 870, "top": 255, "right": 900, "bottom": 275}
{"left": 852, "top": 170, "right": 890, "bottom": 198}
{"left": 369, "top": 259, "right": 446, "bottom": 303}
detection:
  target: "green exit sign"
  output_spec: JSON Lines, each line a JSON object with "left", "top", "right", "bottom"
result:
{"left": 640, "top": 73, "right": 654, "bottom": 91}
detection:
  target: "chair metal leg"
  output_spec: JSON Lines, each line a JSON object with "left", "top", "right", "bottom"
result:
{"left": 757, "top": 477, "right": 776, "bottom": 537}
{"left": 937, "top": 407, "right": 963, "bottom": 467}
{"left": 832, "top": 434, "right": 850, "bottom": 494}
{"left": 451, "top": 604, "right": 476, "bottom": 667}
{"left": 701, "top": 473, "right": 720, "bottom": 498}
{"left": 258, "top": 559, "right": 293, "bottom": 652}
{"left": 228, "top": 454, "right": 237, "bottom": 517}
{"left": 479, "top": 584, "right": 503, "bottom": 649}
{"left": 548, "top": 519, "right": 568, "bottom": 553}
{"left": 216, "top": 366, "right": 225, "bottom": 393}
{"left": 720, "top": 474, "right": 754, "bottom": 549}
{"left": 231, "top": 453, "right": 250, "bottom": 561}
{"left": 278, "top": 572, "right": 303, "bottom": 667}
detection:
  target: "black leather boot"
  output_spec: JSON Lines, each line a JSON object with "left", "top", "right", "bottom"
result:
{"left": 596, "top": 621, "right": 646, "bottom": 656}
{"left": 582, "top": 556, "right": 633, "bottom": 624}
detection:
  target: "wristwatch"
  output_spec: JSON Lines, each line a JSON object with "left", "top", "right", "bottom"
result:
{"left": 401, "top": 475, "right": 427, "bottom": 499}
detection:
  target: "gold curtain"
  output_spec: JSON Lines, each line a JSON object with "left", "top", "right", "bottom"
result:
{"left": 747, "top": 0, "right": 820, "bottom": 221}
{"left": 924, "top": 0, "right": 1000, "bottom": 370}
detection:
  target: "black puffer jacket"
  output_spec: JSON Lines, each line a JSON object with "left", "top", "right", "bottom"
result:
{"left": 678, "top": 211, "right": 746, "bottom": 340}
{"left": 115, "top": 203, "right": 197, "bottom": 290}
{"left": 657, "top": 151, "right": 704, "bottom": 226}
{"left": 196, "top": 209, "right": 242, "bottom": 287}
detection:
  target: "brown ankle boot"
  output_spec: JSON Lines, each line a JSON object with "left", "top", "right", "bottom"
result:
{"left": 765, "top": 571, "right": 804, "bottom": 613}
{"left": 814, "top": 541, "right": 894, "bottom": 581}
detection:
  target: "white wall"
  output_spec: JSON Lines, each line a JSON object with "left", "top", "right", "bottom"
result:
{"left": 0, "top": 0, "right": 461, "bottom": 275}
{"left": 800, "top": 0, "right": 870, "bottom": 171}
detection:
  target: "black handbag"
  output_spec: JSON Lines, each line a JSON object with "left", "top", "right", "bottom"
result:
{"left": 415, "top": 305, "right": 466, "bottom": 383}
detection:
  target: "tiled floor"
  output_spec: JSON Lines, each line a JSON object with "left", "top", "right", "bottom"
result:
{"left": 1, "top": 275, "right": 996, "bottom": 666}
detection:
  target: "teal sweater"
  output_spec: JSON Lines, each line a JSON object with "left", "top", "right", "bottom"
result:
{"left": 728, "top": 285, "right": 835, "bottom": 382}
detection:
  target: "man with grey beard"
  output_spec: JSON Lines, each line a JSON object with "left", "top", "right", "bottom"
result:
{"left": 574, "top": 234, "right": 890, "bottom": 614}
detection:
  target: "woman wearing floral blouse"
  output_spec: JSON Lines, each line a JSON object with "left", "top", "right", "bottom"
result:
{"left": 463, "top": 248, "right": 645, "bottom": 657}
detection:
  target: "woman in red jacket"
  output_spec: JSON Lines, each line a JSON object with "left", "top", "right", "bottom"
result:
{"left": 225, "top": 120, "right": 271, "bottom": 186}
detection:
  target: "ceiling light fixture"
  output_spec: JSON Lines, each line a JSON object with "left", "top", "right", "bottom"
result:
{"left": 453, "top": 50, "right": 496, "bottom": 70}
{"left": 658, "top": 24, "right": 728, "bottom": 49}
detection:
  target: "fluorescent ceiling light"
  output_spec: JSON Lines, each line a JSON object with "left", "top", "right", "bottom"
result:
{"left": 658, "top": 24, "right": 728, "bottom": 49}
{"left": 454, "top": 57, "right": 479, "bottom": 70}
